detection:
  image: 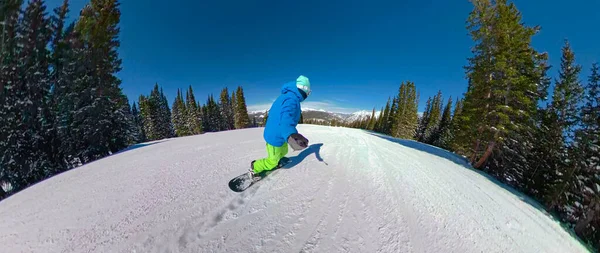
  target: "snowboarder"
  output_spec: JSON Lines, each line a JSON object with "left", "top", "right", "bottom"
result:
{"left": 249, "top": 75, "right": 311, "bottom": 178}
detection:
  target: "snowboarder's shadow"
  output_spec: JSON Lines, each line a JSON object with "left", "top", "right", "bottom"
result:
{"left": 282, "top": 143, "right": 327, "bottom": 169}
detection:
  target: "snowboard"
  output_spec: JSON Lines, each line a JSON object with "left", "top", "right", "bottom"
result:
{"left": 228, "top": 157, "right": 291, "bottom": 192}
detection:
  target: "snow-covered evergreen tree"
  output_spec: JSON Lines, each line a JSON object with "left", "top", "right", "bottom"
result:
{"left": 570, "top": 63, "right": 600, "bottom": 238}
{"left": 1, "top": 0, "right": 56, "bottom": 190}
{"left": 389, "top": 96, "right": 399, "bottom": 136}
{"left": 210, "top": 95, "right": 223, "bottom": 131}
{"left": 546, "top": 41, "right": 585, "bottom": 211}
{"left": 234, "top": 86, "right": 250, "bottom": 129}
{"left": 432, "top": 97, "right": 453, "bottom": 149}
{"left": 72, "top": 0, "right": 132, "bottom": 160}
{"left": 0, "top": 0, "right": 22, "bottom": 192}
{"left": 185, "top": 85, "right": 202, "bottom": 135}
{"left": 171, "top": 89, "right": 188, "bottom": 137}
{"left": 159, "top": 88, "right": 174, "bottom": 138}
{"left": 378, "top": 98, "right": 391, "bottom": 135}
{"left": 374, "top": 106, "right": 384, "bottom": 132}
{"left": 231, "top": 90, "right": 237, "bottom": 112}
{"left": 424, "top": 91, "right": 443, "bottom": 144}
{"left": 219, "top": 87, "right": 235, "bottom": 131}
{"left": 416, "top": 96, "right": 432, "bottom": 142}
{"left": 454, "top": 0, "right": 546, "bottom": 171}
{"left": 367, "top": 108, "right": 376, "bottom": 130}
{"left": 47, "top": 0, "right": 71, "bottom": 169}
{"left": 200, "top": 104, "right": 209, "bottom": 132}
{"left": 449, "top": 97, "right": 465, "bottom": 152}
{"left": 140, "top": 84, "right": 172, "bottom": 141}
{"left": 393, "top": 81, "right": 419, "bottom": 139}
{"left": 130, "top": 102, "right": 145, "bottom": 142}
{"left": 139, "top": 95, "right": 154, "bottom": 140}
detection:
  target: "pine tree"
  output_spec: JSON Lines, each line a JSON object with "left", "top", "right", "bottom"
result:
{"left": 379, "top": 98, "right": 391, "bottom": 135}
{"left": 528, "top": 103, "right": 561, "bottom": 199}
{"left": 572, "top": 64, "right": 600, "bottom": 239}
{"left": 520, "top": 53, "right": 558, "bottom": 199}
{"left": 185, "top": 85, "right": 202, "bottom": 134}
{"left": 552, "top": 41, "right": 584, "bottom": 141}
{"left": 0, "top": 0, "right": 22, "bottom": 56}
{"left": 545, "top": 41, "right": 585, "bottom": 211}
{"left": 0, "top": 0, "right": 21, "bottom": 89}
{"left": 171, "top": 89, "right": 187, "bottom": 137}
{"left": 219, "top": 87, "right": 235, "bottom": 131}
{"left": 394, "top": 81, "right": 419, "bottom": 139}
{"left": 200, "top": 104, "right": 209, "bottom": 132}
{"left": 47, "top": 0, "right": 73, "bottom": 169}
{"left": 0, "top": 0, "right": 56, "bottom": 190}
{"left": 389, "top": 89, "right": 401, "bottom": 136}
{"left": 121, "top": 99, "right": 138, "bottom": 145}
{"left": 58, "top": 26, "right": 92, "bottom": 164}
{"left": 234, "top": 86, "right": 250, "bottom": 129}
{"left": 367, "top": 108, "right": 376, "bottom": 130}
{"left": 231, "top": 90, "right": 237, "bottom": 110}
{"left": 202, "top": 95, "right": 220, "bottom": 132}
{"left": 432, "top": 97, "right": 454, "bottom": 149}
{"left": 212, "top": 94, "right": 222, "bottom": 131}
{"left": 424, "top": 91, "right": 443, "bottom": 144}
{"left": 454, "top": 0, "right": 546, "bottom": 172}
{"left": 72, "top": 0, "right": 133, "bottom": 160}
{"left": 449, "top": 97, "right": 465, "bottom": 152}
{"left": 299, "top": 112, "right": 304, "bottom": 124}
{"left": 391, "top": 84, "right": 404, "bottom": 137}
{"left": 148, "top": 85, "right": 162, "bottom": 139}
{"left": 160, "top": 88, "right": 174, "bottom": 138}
{"left": 453, "top": 98, "right": 463, "bottom": 118}
{"left": 416, "top": 96, "right": 432, "bottom": 142}
{"left": 131, "top": 102, "right": 145, "bottom": 142}
{"left": 139, "top": 95, "right": 155, "bottom": 140}
{"left": 140, "top": 84, "right": 171, "bottom": 140}
{"left": 375, "top": 106, "right": 383, "bottom": 131}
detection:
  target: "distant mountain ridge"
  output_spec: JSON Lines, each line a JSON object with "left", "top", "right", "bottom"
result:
{"left": 248, "top": 108, "right": 380, "bottom": 124}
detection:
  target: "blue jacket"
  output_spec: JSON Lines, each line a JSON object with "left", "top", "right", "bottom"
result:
{"left": 264, "top": 82, "right": 304, "bottom": 147}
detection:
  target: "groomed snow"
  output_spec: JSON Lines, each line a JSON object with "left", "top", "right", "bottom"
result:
{"left": 0, "top": 125, "right": 589, "bottom": 253}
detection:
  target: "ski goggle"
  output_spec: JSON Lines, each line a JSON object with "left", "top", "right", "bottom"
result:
{"left": 297, "top": 85, "right": 311, "bottom": 96}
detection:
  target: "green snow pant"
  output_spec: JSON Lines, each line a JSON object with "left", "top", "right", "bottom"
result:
{"left": 252, "top": 143, "right": 288, "bottom": 174}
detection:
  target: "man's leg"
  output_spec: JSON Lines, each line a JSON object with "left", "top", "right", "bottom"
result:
{"left": 252, "top": 143, "right": 288, "bottom": 174}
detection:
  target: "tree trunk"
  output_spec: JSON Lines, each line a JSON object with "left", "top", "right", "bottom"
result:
{"left": 474, "top": 141, "right": 495, "bottom": 169}
{"left": 470, "top": 139, "right": 480, "bottom": 164}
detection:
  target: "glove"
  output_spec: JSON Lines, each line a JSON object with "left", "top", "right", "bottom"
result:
{"left": 288, "top": 133, "right": 309, "bottom": 151}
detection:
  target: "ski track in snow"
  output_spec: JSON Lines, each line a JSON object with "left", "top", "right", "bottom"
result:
{"left": 0, "top": 125, "right": 589, "bottom": 253}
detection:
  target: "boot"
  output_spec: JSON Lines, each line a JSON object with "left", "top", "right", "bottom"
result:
{"left": 248, "top": 160, "right": 260, "bottom": 181}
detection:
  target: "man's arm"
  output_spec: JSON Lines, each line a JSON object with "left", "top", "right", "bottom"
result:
{"left": 279, "top": 99, "right": 309, "bottom": 150}
{"left": 279, "top": 98, "right": 298, "bottom": 141}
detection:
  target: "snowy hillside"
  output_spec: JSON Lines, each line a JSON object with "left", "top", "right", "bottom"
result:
{"left": 249, "top": 108, "right": 377, "bottom": 124}
{"left": 0, "top": 125, "right": 588, "bottom": 253}
{"left": 344, "top": 110, "right": 381, "bottom": 123}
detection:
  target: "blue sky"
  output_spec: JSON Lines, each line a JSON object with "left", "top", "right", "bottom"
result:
{"left": 46, "top": 0, "right": 600, "bottom": 113}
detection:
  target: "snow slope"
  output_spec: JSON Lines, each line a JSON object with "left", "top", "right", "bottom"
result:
{"left": 0, "top": 125, "right": 588, "bottom": 253}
